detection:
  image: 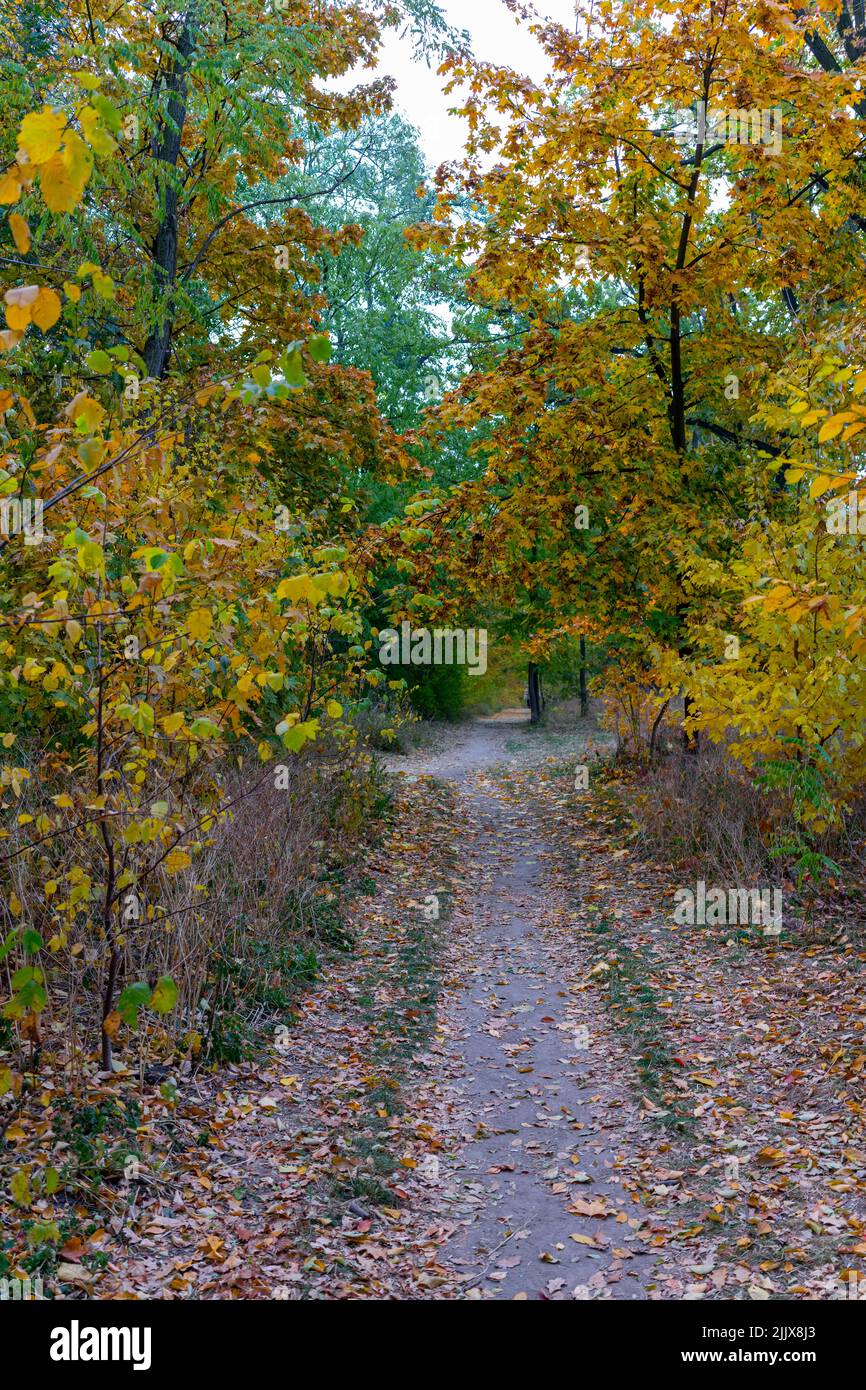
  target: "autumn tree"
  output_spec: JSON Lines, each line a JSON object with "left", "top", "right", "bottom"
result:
{"left": 382, "top": 0, "right": 866, "bottom": 808}
{"left": 0, "top": 0, "right": 447, "bottom": 1076}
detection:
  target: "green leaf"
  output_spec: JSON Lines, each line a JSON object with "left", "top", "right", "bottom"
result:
{"left": 3, "top": 977, "right": 47, "bottom": 1016}
{"left": 307, "top": 333, "right": 332, "bottom": 363}
{"left": 91, "top": 94, "right": 122, "bottom": 133}
{"left": 282, "top": 719, "right": 319, "bottom": 753}
{"left": 85, "top": 349, "right": 113, "bottom": 374}
{"left": 11, "top": 965, "right": 41, "bottom": 989}
{"left": 28, "top": 1220, "right": 61, "bottom": 1246}
{"left": 282, "top": 348, "right": 306, "bottom": 389}
{"left": 188, "top": 717, "right": 220, "bottom": 741}
{"left": 0, "top": 929, "right": 20, "bottom": 962}
{"left": 11, "top": 1168, "right": 31, "bottom": 1208}
{"left": 131, "top": 701, "right": 155, "bottom": 736}
{"left": 117, "top": 981, "right": 152, "bottom": 1027}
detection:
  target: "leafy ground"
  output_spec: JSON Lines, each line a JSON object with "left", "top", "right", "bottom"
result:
{"left": 9, "top": 713, "right": 865, "bottom": 1300}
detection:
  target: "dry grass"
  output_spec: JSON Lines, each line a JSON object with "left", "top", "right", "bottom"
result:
{"left": 0, "top": 741, "right": 389, "bottom": 1076}
{"left": 628, "top": 742, "right": 777, "bottom": 882}
{"left": 625, "top": 742, "right": 866, "bottom": 942}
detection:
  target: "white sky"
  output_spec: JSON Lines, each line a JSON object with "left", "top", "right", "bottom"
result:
{"left": 360, "top": 0, "right": 577, "bottom": 169}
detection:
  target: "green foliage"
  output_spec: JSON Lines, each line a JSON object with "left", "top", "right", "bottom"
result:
{"left": 404, "top": 661, "right": 469, "bottom": 722}
{"left": 756, "top": 743, "right": 843, "bottom": 884}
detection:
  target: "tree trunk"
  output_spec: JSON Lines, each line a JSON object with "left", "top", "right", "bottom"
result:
{"left": 579, "top": 635, "right": 589, "bottom": 718}
{"left": 683, "top": 693, "right": 700, "bottom": 755}
{"left": 528, "top": 662, "right": 544, "bottom": 726}
{"left": 143, "top": 9, "right": 198, "bottom": 379}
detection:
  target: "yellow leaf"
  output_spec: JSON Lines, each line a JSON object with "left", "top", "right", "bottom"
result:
{"left": 276, "top": 574, "right": 320, "bottom": 604}
{"left": 63, "top": 280, "right": 81, "bottom": 303}
{"left": 91, "top": 271, "right": 114, "bottom": 299}
{"left": 19, "top": 107, "right": 66, "bottom": 164}
{"left": 61, "top": 131, "right": 93, "bottom": 187}
{"left": 187, "top": 608, "right": 213, "bottom": 642}
{"left": 31, "top": 287, "right": 61, "bottom": 331}
{"left": 161, "top": 712, "right": 185, "bottom": 737}
{"left": 810, "top": 473, "right": 837, "bottom": 499}
{"left": 40, "top": 139, "right": 92, "bottom": 214}
{"left": 76, "top": 540, "right": 104, "bottom": 575}
{"left": 65, "top": 391, "right": 105, "bottom": 431}
{"left": 818, "top": 415, "right": 850, "bottom": 443}
{"left": 165, "top": 849, "right": 192, "bottom": 876}
{"left": 5, "top": 301, "right": 30, "bottom": 332}
{"left": 8, "top": 213, "right": 30, "bottom": 254}
{"left": 79, "top": 106, "right": 116, "bottom": 157}
{"left": 0, "top": 171, "right": 21, "bottom": 204}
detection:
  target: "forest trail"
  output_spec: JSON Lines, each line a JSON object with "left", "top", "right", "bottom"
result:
{"left": 99, "top": 714, "right": 664, "bottom": 1301}
{"left": 387, "top": 714, "right": 657, "bottom": 1298}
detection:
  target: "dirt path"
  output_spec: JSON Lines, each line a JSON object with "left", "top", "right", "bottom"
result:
{"left": 384, "top": 715, "right": 658, "bottom": 1298}
{"left": 388, "top": 707, "right": 610, "bottom": 780}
